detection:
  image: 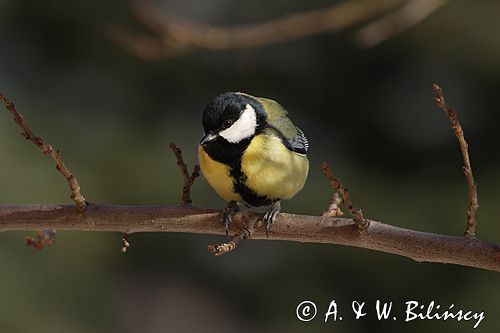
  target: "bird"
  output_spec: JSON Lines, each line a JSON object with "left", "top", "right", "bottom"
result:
{"left": 198, "top": 92, "right": 309, "bottom": 235}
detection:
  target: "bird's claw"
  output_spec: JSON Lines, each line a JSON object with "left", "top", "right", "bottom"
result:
{"left": 222, "top": 201, "right": 239, "bottom": 237}
{"left": 262, "top": 201, "right": 281, "bottom": 237}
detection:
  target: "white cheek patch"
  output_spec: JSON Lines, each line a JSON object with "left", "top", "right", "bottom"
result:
{"left": 219, "top": 104, "right": 257, "bottom": 143}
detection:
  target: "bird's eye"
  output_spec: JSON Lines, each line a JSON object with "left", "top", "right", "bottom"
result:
{"left": 223, "top": 119, "right": 233, "bottom": 129}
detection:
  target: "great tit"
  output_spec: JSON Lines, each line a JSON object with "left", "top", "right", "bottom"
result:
{"left": 198, "top": 92, "right": 309, "bottom": 233}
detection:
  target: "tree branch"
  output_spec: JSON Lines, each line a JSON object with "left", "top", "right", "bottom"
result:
{"left": 25, "top": 229, "right": 56, "bottom": 250}
{"left": 322, "top": 192, "right": 344, "bottom": 218}
{"left": 433, "top": 83, "right": 479, "bottom": 237}
{"left": 0, "top": 92, "right": 86, "bottom": 212}
{"left": 1, "top": 87, "right": 495, "bottom": 273}
{"left": 321, "top": 162, "right": 369, "bottom": 230}
{"left": 111, "top": 0, "right": 408, "bottom": 60}
{"left": 0, "top": 204, "right": 499, "bottom": 272}
{"left": 208, "top": 227, "right": 251, "bottom": 256}
{"left": 169, "top": 143, "right": 200, "bottom": 206}
{"left": 354, "top": 0, "right": 447, "bottom": 48}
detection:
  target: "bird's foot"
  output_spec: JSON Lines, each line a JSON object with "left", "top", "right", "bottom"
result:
{"left": 222, "top": 201, "right": 239, "bottom": 237}
{"left": 262, "top": 201, "right": 281, "bottom": 237}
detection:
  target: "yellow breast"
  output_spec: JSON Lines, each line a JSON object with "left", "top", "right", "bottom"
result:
{"left": 241, "top": 134, "right": 309, "bottom": 200}
{"left": 198, "top": 146, "right": 242, "bottom": 202}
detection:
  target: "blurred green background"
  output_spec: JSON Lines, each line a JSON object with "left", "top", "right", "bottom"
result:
{"left": 1, "top": 0, "right": 499, "bottom": 332}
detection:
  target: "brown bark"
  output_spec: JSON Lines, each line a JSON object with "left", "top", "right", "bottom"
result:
{"left": 1, "top": 204, "right": 499, "bottom": 272}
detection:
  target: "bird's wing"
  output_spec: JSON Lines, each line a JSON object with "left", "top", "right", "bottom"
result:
{"left": 289, "top": 126, "right": 309, "bottom": 154}
{"left": 256, "top": 97, "right": 309, "bottom": 155}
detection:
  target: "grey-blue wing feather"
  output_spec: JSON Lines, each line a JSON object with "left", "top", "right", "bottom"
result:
{"left": 284, "top": 126, "right": 308, "bottom": 155}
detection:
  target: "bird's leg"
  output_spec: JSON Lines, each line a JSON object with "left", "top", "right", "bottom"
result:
{"left": 263, "top": 200, "right": 281, "bottom": 236}
{"left": 222, "top": 200, "right": 239, "bottom": 237}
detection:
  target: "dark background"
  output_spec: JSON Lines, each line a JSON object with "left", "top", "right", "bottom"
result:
{"left": 0, "top": 0, "right": 499, "bottom": 332}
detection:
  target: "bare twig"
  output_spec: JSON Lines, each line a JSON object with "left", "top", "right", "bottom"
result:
{"left": 0, "top": 92, "right": 86, "bottom": 212}
{"left": 25, "top": 229, "right": 56, "bottom": 250}
{"left": 121, "top": 234, "right": 130, "bottom": 253}
{"left": 112, "top": 0, "right": 406, "bottom": 60}
{"left": 208, "top": 215, "right": 257, "bottom": 256}
{"left": 321, "top": 162, "right": 369, "bottom": 230}
{"left": 433, "top": 84, "right": 479, "bottom": 237}
{"left": 169, "top": 143, "right": 200, "bottom": 206}
{"left": 354, "top": 0, "right": 447, "bottom": 48}
{"left": 1, "top": 204, "right": 499, "bottom": 272}
{"left": 208, "top": 228, "right": 251, "bottom": 256}
{"left": 322, "top": 192, "right": 344, "bottom": 217}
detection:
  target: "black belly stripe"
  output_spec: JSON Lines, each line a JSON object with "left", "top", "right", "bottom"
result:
{"left": 229, "top": 165, "right": 273, "bottom": 207}
{"left": 203, "top": 139, "right": 272, "bottom": 207}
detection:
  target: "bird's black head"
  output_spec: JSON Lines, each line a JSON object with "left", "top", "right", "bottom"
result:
{"left": 200, "top": 92, "right": 266, "bottom": 146}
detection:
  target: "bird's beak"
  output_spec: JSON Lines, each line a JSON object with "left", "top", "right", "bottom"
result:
{"left": 200, "top": 132, "right": 218, "bottom": 145}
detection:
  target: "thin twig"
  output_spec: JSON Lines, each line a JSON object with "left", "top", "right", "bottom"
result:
{"left": 112, "top": 0, "right": 406, "bottom": 60}
{"left": 208, "top": 228, "right": 251, "bottom": 256}
{"left": 321, "top": 162, "right": 369, "bottom": 230}
{"left": 207, "top": 216, "right": 256, "bottom": 256}
{"left": 433, "top": 84, "right": 479, "bottom": 237}
{"left": 322, "top": 192, "right": 344, "bottom": 217}
{"left": 169, "top": 143, "right": 200, "bottom": 206}
{"left": 354, "top": 0, "right": 447, "bottom": 48}
{"left": 25, "top": 229, "right": 56, "bottom": 250}
{"left": 0, "top": 92, "right": 87, "bottom": 212}
{"left": 121, "top": 233, "right": 130, "bottom": 253}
